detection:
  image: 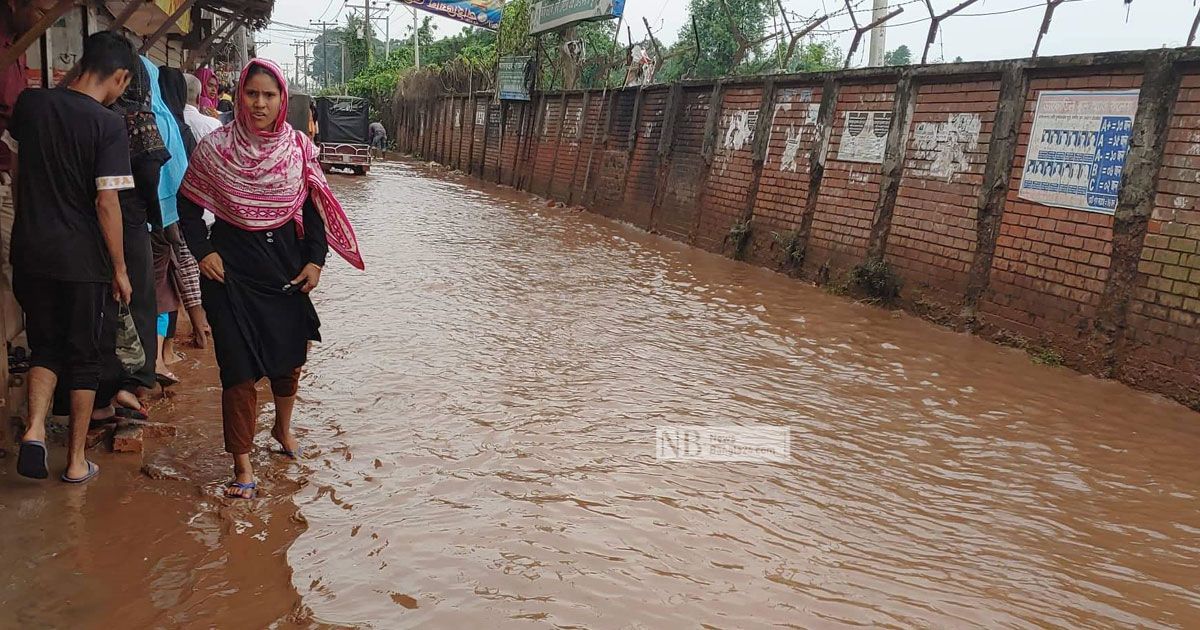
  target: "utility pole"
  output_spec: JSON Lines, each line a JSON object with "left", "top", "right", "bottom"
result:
{"left": 311, "top": 19, "right": 338, "bottom": 90}
{"left": 413, "top": 7, "right": 419, "bottom": 69}
{"left": 292, "top": 41, "right": 310, "bottom": 91}
{"left": 364, "top": 0, "right": 372, "bottom": 65}
{"left": 868, "top": 0, "right": 888, "bottom": 66}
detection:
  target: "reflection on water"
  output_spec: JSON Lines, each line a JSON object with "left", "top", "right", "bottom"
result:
{"left": 2, "top": 160, "right": 1199, "bottom": 628}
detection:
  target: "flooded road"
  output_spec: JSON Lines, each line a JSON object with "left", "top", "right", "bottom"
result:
{"left": 3, "top": 159, "right": 1200, "bottom": 628}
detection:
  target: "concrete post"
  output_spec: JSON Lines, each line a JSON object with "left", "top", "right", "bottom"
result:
{"left": 1099, "top": 50, "right": 1183, "bottom": 374}
{"left": 866, "top": 73, "right": 917, "bottom": 261}
{"left": 962, "top": 63, "right": 1029, "bottom": 324}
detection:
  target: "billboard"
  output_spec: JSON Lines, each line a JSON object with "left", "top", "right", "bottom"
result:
{"left": 498, "top": 56, "right": 533, "bottom": 101}
{"left": 399, "top": 0, "right": 502, "bottom": 31}
{"left": 530, "top": 0, "right": 626, "bottom": 35}
{"left": 1017, "top": 90, "right": 1140, "bottom": 214}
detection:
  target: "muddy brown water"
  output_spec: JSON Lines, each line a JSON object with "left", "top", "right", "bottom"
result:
{"left": 1, "top": 160, "right": 1199, "bottom": 629}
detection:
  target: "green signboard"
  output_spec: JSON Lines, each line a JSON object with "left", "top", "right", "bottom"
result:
{"left": 498, "top": 56, "right": 533, "bottom": 101}
{"left": 529, "top": 0, "right": 625, "bottom": 35}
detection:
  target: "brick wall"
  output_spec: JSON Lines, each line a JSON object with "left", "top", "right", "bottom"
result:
{"left": 696, "top": 86, "right": 764, "bottom": 253}
{"left": 979, "top": 71, "right": 1141, "bottom": 365}
{"left": 397, "top": 49, "right": 1200, "bottom": 410}
{"left": 888, "top": 79, "right": 999, "bottom": 306}
{"left": 750, "top": 83, "right": 824, "bottom": 267}
{"left": 655, "top": 87, "right": 714, "bottom": 241}
{"left": 1121, "top": 72, "right": 1200, "bottom": 405}
{"left": 808, "top": 82, "right": 896, "bottom": 275}
{"left": 623, "top": 89, "right": 670, "bottom": 230}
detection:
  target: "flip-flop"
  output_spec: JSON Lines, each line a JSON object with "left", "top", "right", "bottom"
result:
{"left": 155, "top": 372, "right": 180, "bottom": 387}
{"left": 61, "top": 460, "right": 100, "bottom": 484}
{"left": 17, "top": 440, "right": 49, "bottom": 479}
{"left": 273, "top": 445, "right": 302, "bottom": 460}
{"left": 225, "top": 480, "right": 257, "bottom": 499}
{"left": 114, "top": 406, "right": 149, "bottom": 421}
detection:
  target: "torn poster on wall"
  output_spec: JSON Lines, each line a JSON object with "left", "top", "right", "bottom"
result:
{"left": 1017, "top": 90, "right": 1140, "bottom": 214}
{"left": 837, "top": 111, "right": 892, "bottom": 163}
{"left": 770, "top": 88, "right": 822, "bottom": 172}
{"left": 911, "top": 113, "right": 982, "bottom": 181}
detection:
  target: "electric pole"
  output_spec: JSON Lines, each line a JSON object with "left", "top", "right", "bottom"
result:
{"left": 413, "top": 7, "right": 419, "bottom": 69}
{"left": 868, "top": 0, "right": 888, "bottom": 66}
{"left": 292, "top": 41, "right": 311, "bottom": 91}
{"left": 311, "top": 19, "right": 338, "bottom": 90}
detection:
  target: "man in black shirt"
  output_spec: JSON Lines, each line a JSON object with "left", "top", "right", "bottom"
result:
{"left": 2, "top": 31, "right": 137, "bottom": 483}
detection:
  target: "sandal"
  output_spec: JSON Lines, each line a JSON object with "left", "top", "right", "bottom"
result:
{"left": 114, "top": 406, "right": 149, "bottom": 421}
{"left": 273, "top": 445, "right": 302, "bottom": 460}
{"left": 17, "top": 440, "right": 49, "bottom": 479}
{"left": 225, "top": 480, "right": 257, "bottom": 499}
{"left": 62, "top": 460, "right": 100, "bottom": 484}
{"left": 155, "top": 372, "right": 180, "bottom": 387}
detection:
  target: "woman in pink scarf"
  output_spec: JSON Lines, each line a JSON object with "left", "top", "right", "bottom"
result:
{"left": 194, "top": 66, "right": 219, "bottom": 116}
{"left": 178, "top": 59, "right": 363, "bottom": 499}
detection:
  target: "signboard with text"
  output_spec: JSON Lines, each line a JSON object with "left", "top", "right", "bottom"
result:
{"left": 1017, "top": 90, "right": 1140, "bottom": 214}
{"left": 529, "top": 0, "right": 626, "bottom": 35}
{"left": 399, "top": 0, "right": 502, "bottom": 30}
{"left": 498, "top": 56, "right": 533, "bottom": 101}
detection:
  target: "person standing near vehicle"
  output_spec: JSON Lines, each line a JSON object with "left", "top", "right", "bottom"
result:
{"left": 368, "top": 120, "right": 387, "bottom": 154}
{"left": 3, "top": 31, "right": 138, "bottom": 483}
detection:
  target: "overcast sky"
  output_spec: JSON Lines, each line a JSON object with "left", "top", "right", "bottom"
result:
{"left": 259, "top": 0, "right": 1197, "bottom": 76}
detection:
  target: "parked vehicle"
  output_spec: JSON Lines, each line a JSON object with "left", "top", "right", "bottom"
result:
{"left": 315, "top": 95, "right": 372, "bottom": 175}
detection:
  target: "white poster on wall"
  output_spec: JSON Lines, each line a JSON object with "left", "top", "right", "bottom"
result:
{"left": 1017, "top": 90, "right": 1140, "bottom": 214}
{"left": 837, "top": 111, "right": 892, "bottom": 163}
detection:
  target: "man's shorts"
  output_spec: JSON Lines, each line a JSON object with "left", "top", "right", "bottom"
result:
{"left": 12, "top": 274, "right": 107, "bottom": 391}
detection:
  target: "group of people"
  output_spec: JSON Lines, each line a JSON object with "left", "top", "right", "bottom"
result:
{"left": 5, "top": 32, "right": 362, "bottom": 497}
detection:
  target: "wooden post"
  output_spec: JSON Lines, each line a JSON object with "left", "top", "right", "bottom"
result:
{"left": 139, "top": 0, "right": 199, "bottom": 53}
{"left": 0, "top": 0, "right": 76, "bottom": 71}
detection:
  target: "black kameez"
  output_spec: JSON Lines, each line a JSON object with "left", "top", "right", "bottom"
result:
{"left": 177, "top": 194, "right": 328, "bottom": 388}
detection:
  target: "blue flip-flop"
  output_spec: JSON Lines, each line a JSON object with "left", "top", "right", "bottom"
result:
{"left": 17, "top": 440, "right": 48, "bottom": 479}
{"left": 226, "top": 480, "right": 257, "bottom": 499}
{"left": 61, "top": 460, "right": 100, "bottom": 484}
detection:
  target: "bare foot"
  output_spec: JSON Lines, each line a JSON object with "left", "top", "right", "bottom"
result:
{"left": 271, "top": 426, "right": 299, "bottom": 456}
{"left": 114, "top": 389, "right": 143, "bottom": 411}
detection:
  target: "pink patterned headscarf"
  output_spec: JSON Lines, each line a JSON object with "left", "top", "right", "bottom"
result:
{"left": 179, "top": 59, "right": 364, "bottom": 270}
{"left": 195, "top": 66, "right": 218, "bottom": 109}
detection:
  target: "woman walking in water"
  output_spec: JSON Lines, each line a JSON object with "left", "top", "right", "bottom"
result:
{"left": 178, "top": 59, "right": 363, "bottom": 499}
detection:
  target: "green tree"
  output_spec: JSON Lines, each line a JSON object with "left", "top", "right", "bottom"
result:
{"left": 656, "top": 0, "right": 775, "bottom": 81}
{"left": 884, "top": 44, "right": 912, "bottom": 66}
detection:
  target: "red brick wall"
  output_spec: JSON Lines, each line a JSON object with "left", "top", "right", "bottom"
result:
{"left": 470, "top": 99, "right": 488, "bottom": 176}
{"left": 695, "top": 86, "right": 764, "bottom": 253}
{"left": 530, "top": 98, "right": 560, "bottom": 195}
{"left": 1121, "top": 72, "right": 1200, "bottom": 403}
{"left": 979, "top": 71, "right": 1141, "bottom": 363}
{"left": 482, "top": 102, "right": 502, "bottom": 181}
{"left": 749, "top": 83, "right": 824, "bottom": 267}
{"left": 550, "top": 95, "right": 585, "bottom": 201}
{"left": 808, "top": 82, "right": 897, "bottom": 275}
{"left": 591, "top": 90, "right": 638, "bottom": 217}
{"left": 498, "top": 103, "right": 521, "bottom": 186}
{"left": 887, "top": 79, "right": 1000, "bottom": 305}
{"left": 623, "top": 89, "right": 670, "bottom": 230}
{"left": 569, "top": 94, "right": 607, "bottom": 206}
{"left": 654, "top": 87, "right": 714, "bottom": 241}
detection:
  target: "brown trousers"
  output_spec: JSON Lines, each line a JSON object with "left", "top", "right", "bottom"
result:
{"left": 222, "top": 368, "right": 301, "bottom": 454}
